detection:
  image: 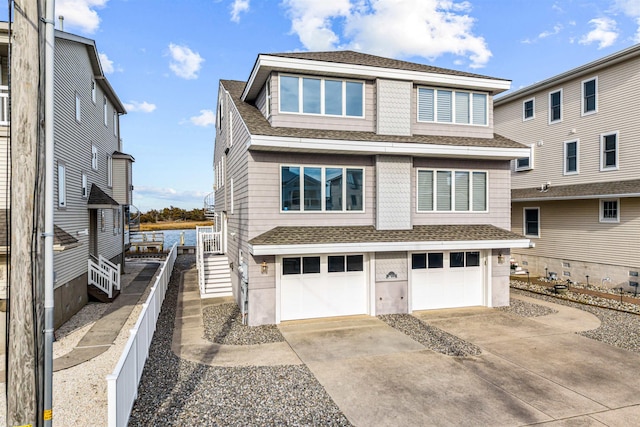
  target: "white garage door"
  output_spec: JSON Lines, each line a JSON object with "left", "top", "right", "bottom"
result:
{"left": 411, "top": 251, "right": 484, "bottom": 311}
{"left": 280, "top": 254, "right": 368, "bottom": 321}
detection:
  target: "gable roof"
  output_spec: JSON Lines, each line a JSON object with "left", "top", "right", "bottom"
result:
{"left": 87, "top": 184, "right": 119, "bottom": 208}
{"left": 221, "top": 79, "right": 528, "bottom": 154}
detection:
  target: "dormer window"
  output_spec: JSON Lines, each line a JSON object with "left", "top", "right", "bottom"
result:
{"left": 279, "top": 75, "right": 364, "bottom": 118}
{"left": 417, "top": 87, "right": 487, "bottom": 126}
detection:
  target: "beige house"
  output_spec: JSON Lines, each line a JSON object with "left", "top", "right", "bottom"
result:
{"left": 0, "top": 23, "right": 135, "bottom": 337}
{"left": 494, "top": 43, "right": 640, "bottom": 290}
{"left": 209, "top": 51, "right": 531, "bottom": 326}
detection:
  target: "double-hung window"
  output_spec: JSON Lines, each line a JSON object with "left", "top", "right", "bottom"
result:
{"left": 58, "top": 161, "right": 66, "bottom": 208}
{"left": 523, "top": 98, "right": 534, "bottom": 121}
{"left": 523, "top": 208, "right": 540, "bottom": 237}
{"left": 549, "top": 89, "right": 562, "bottom": 123}
{"left": 564, "top": 140, "right": 579, "bottom": 175}
{"left": 417, "top": 169, "right": 487, "bottom": 212}
{"left": 582, "top": 77, "right": 597, "bottom": 115}
{"left": 600, "top": 199, "right": 619, "bottom": 223}
{"left": 279, "top": 75, "right": 364, "bottom": 118}
{"left": 418, "top": 87, "right": 487, "bottom": 126}
{"left": 281, "top": 165, "right": 364, "bottom": 212}
{"left": 600, "top": 131, "right": 618, "bottom": 171}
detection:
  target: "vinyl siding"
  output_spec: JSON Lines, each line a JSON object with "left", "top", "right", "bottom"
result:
{"left": 377, "top": 79, "right": 412, "bottom": 136}
{"left": 53, "top": 38, "right": 123, "bottom": 288}
{"left": 269, "top": 72, "right": 376, "bottom": 132}
{"left": 0, "top": 128, "right": 8, "bottom": 209}
{"left": 511, "top": 198, "right": 640, "bottom": 266}
{"left": 112, "top": 158, "right": 129, "bottom": 204}
{"left": 495, "top": 54, "right": 640, "bottom": 188}
{"left": 255, "top": 82, "right": 268, "bottom": 118}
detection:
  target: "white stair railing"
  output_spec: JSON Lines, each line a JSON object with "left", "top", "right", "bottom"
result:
{"left": 88, "top": 259, "right": 114, "bottom": 298}
{"left": 196, "top": 224, "right": 223, "bottom": 294}
{"left": 99, "top": 255, "right": 122, "bottom": 290}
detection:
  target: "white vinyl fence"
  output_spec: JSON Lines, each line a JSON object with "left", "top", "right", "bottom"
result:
{"left": 106, "top": 243, "right": 178, "bottom": 427}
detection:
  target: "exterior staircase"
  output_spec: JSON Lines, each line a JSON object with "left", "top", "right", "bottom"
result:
{"left": 204, "top": 192, "right": 215, "bottom": 221}
{"left": 202, "top": 253, "right": 233, "bottom": 298}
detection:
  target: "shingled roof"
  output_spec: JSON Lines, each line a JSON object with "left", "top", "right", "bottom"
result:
{"left": 221, "top": 79, "right": 527, "bottom": 150}
{"left": 267, "top": 51, "right": 507, "bottom": 81}
{"left": 87, "top": 184, "right": 119, "bottom": 208}
{"left": 512, "top": 179, "right": 640, "bottom": 201}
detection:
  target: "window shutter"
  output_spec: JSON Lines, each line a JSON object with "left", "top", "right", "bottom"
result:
{"left": 472, "top": 172, "right": 487, "bottom": 211}
{"left": 472, "top": 94, "right": 487, "bottom": 125}
{"left": 436, "top": 171, "right": 451, "bottom": 211}
{"left": 418, "top": 88, "right": 434, "bottom": 122}
{"left": 417, "top": 170, "right": 433, "bottom": 211}
{"left": 455, "top": 171, "right": 469, "bottom": 211}
{"left": 437, "top": 90, "right": 452, "bottom": 122}
{"left": 455, "top": 92, "right": 469, "bottom": 124}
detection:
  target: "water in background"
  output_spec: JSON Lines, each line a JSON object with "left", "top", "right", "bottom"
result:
{"left": 162, "top": 228, "right": 197, "bottom": 251}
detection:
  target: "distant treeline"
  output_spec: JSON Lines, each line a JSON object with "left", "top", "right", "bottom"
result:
{"left": 140, "top": 206, "right": 207, "bottom": 223}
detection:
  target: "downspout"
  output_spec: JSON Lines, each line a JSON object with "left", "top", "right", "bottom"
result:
{"left": 43, "top": 0, "right": 55, "bottom": 425}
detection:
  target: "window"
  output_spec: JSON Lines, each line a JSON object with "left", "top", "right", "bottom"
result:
{"left": 75, "top": 92, "right": 81, "bottom": 122}
{"left": 113, "top": 209, "right": 118, "bottom": 236}
{"left": 91, "top": 145, "right": 98, "bottom": 170}
{"left": 217, "top": 95, "right": 224, "bottom": 129}
{"left": 418, "top": 87, "right": 487, "bottom": 126}
{"left": 600, "top": 131, "right": 618, "bottom": 170}
{"left": 564, "top": 140, "right": 579, "bottom": 175}
{"left": 279, "top": 75, "right": 364, "bottom": 117}
{"left": 228, "top": 110, "right": 233, "bottom": 147}
{"left": 107, "top": 154, "right": 113, "bottom": 187}
{"left": 417, "top": 169, "right": 487, "bottom": 212}
{"left": 412, "top": 253, "right": 426, "bottom": 269}
{"left": 328, "top": 256, "right": 345, "bottom": 272}
{"left": 427, "top": 253, "right": 444, "bottom": 269}
{"left": 302, "top": 256, "right": 320, "bottom": 274}
{"left": 450, "top": 252, "right": 465, "bottom": 268}
{"left": 600, "top": 199, "right": 619, "bottom": 223}
{"left": 113, "top": 111, "right": 118, "bottom": 136}
{"left": 523, "top": 98, "right": 534, "bottom": 121}
{"left": 466, "top": 251, "right": 480, "bottom": 267}
{"left": 582, "top": 77, "right": 597, "bottom": 115}
{"left": 282, "top": 257, "right": 301, "bottom": 275}
{"left": 58, "top": 161, "right": 66, "bottom": 208}
{"left": 100, "top": 209, "right": 106, "bottom": 232}
{"left": 281, "top": 165, "right": 364, "bottom": 212}
{"left": 515, "top": 144, "right": 535, "bottom": 172}
{"left": 103, "top": 96, "right": 108, "bottom": 126}
{"left": 91, "top": 80, "right": 96, "bottom": 103}
{"left": 549, "top": 89, "right": 562, "bottom": 123}
{"left": 265, "top": 81, "right": 271, "bottom": 117}
{"left": 524, "top": 208, "right": 540, "bottom": 237}
{"left": 346, "top": 255, "right": 363, "bottom": 272}
{"left": 81, "top": 172, "right": 88, "bottom": 198}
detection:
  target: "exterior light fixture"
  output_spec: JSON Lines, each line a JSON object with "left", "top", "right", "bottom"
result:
{"left": 497, "top": 252, "right": 505, "bottom": 264}
{"left": 261, "top": 260, "right": 268, "bottom": 274}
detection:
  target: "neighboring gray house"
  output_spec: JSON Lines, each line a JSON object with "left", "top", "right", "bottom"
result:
{"left": 209, "top": 51, "right": 531, "bottom": 326}
{"left": 494, "top": 43, "right": 640, "bottom": 290}
{"left": 0, "top": 23, "right": 134, "bottom": 333}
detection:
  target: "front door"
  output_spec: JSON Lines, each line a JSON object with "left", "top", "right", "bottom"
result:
{"left": 89, "top": 209, "right": 98, "bottom": 257}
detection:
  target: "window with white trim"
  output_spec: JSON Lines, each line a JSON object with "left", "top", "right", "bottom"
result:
{"left": 91, "top": 79, "right": 96, "bottom": 103}
{"left": 107, "top": 154, "right": 113, "bottom": 187}
{"left": 113, "top": 111, "right": 118, "bottom": 136}
{"left": 265, "top": 80, "right": 271, "bottom": 117}
{"left": 600, "top": 131, "right": 618, "bottom": 170}
{"left": 417, "top": 169, "right": 487, "bottom": 212}
{"left": 523, "top": 207, "right": 540, "bottom": 237}
{"left": 81, "top": 172, "right": 88, "bottom": 198}
{"left": 217, "top": 95, "right": 224, "bottom": 130}
{"left": 75, "top": 92, "right": 81, "bottom": 122}
{"left": 418, "top": 87, "right": 487, "bottom": 126}
{"left": 515, "top": 145, "right": 534, "bottom": 172}
{"left": 279, "top": 75, "right": 364, "bottom": 117}
{"left": 582, "top": 77, "right": 597, "bottom": 115}
{"left": 103, "top": 96, "right": 108, "bottom": 126}
{"left": 91, "top": 145, "right": 98, "bottom": 170}
{"left": 58, "top": 161, "right": 66, "bottom": 208}
{"left": 281, "top": 165, "right": 364, "bottom": 212}
{"left": 549, "top": 89, "right": 562, "bottom": 123}
{"left": 600, "top": 199, "right": 619, "bottom": 223}
{"left": 523, "top": 98, "right": 534, "bottom": 121}
{"left": 564, "top": 140, "right": 579, "bottom": 175}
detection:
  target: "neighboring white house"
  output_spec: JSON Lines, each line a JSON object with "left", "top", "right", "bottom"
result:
{"left": 494, "top": 43, "right": 640, "bottom": 291}
{"left": 208, "top": 51, "right": 531, "bottom": 326}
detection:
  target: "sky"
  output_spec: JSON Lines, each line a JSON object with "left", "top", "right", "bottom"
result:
{"left": 2, "top": 0, "right": 640, "bottom": 212}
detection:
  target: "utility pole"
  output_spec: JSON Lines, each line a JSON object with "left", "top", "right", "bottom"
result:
{"left": 7, "top": 0, "right": 46, "bottom": 425}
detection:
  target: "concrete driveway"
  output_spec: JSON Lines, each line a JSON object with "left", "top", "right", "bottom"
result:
{"left": 278, "top": 296, "right": 640, "bottom": 426}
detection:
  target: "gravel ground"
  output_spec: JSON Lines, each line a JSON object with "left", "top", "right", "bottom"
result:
{"left": 378, "top": 314, "right": 481, "bottom": 357}
{"left": 203, "top": 303, "right": 285, "bottom": 345}
{"left": 129, "top": 255, "right": 351, "bottom": 426}
{"left": 496, "top": 297, "right": 558, "bottom": 318}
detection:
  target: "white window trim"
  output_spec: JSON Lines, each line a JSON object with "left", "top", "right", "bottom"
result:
{"left": 103, "top": 96, "right": 108, "bottom": 126}
{"left": 75, "top": 92, "right": 81, "bottom": 122}
{"left": 416, "top": 168, "right": 489, "bottom": 213}
{"left": 417, "top": 86, "right": 489, "bottom": 127}
{"left": 280, "top": 165, "right": 366, "bottom": 213}
{"left": 91, "top": 145, "right": 98, "bottom": 170}
{"left": 581, "top": 76, "right": 598, "bottom": 117}
{"left": 230, "top": 178, "right": 234, "bottom": 214}
{"left": 523, "top": 207, "right": 540, "bottom": 238}
{"left": 58, "top": 161, "right": 67, "bottom": 208}
{"left": 278, "top": 74, "right": 366, "bottom": 119}
{"left": 91, "top": 79, "right": 96, "bottom": 104}
{"left": 563, "top": 139, "right": 579, "bottom": 176}
{"left": 266, "top": 80, "right": 271, "bottom": 117}
{"left": 548, "top": 88, "right": 563, "bottom": 124}
{"left": 107, "top": 154, "right": 113, "bottom": 188}
{"left": 599, "top": 198, "right": 620, "bottom": 223}
{"left": 515, "top": 144, "right": 534, "bottom": 172}
{"left": 228, "top": 110, "right": 233, "bottom": 147}
{"left": 522, "top": 97, "right": 535, "bottom": 121}
{"left": 600, "top": 131, "right": 619, "bottom": 171}
{"left": 113, "top": 111, "right": 118, "bottom": 136}
{"left": 81, "top": 172, "right": 88, "bottom": 198}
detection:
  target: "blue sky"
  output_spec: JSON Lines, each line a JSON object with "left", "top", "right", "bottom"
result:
{"left": 3, "top": 0, "right": 640, "bottom": 212}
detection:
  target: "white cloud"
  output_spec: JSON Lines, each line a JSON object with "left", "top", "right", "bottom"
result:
{"left": 282, "top": 0, "right": 492, "bottom": 68}
{"left": 123, "top": 101, "right": 157, "bottom": 113}
{"left": 168, "top": 43, "right": 204, "bottom": 80}
{"left": 190, "top": 110, "right": 216, "bottom": 127}
{"left": 538, "top": 24, "right": 563, "bottom": 39}
{"left": 615, "top": 0, "right": 640, "bottom": 42}
{"left": 56, "top": 0, "right": 108, "bottom": 34}
{"left": 134, "top": 186, "right": 209, "bottom": 210}
{"left": 579, "top": 17, "right": 619, "bottom": 49}
{"left": 231, "top": 0, "right": 250, "bottom": 22}
{"left": 99, "top": 52, "right": 114, "bottom": 73}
